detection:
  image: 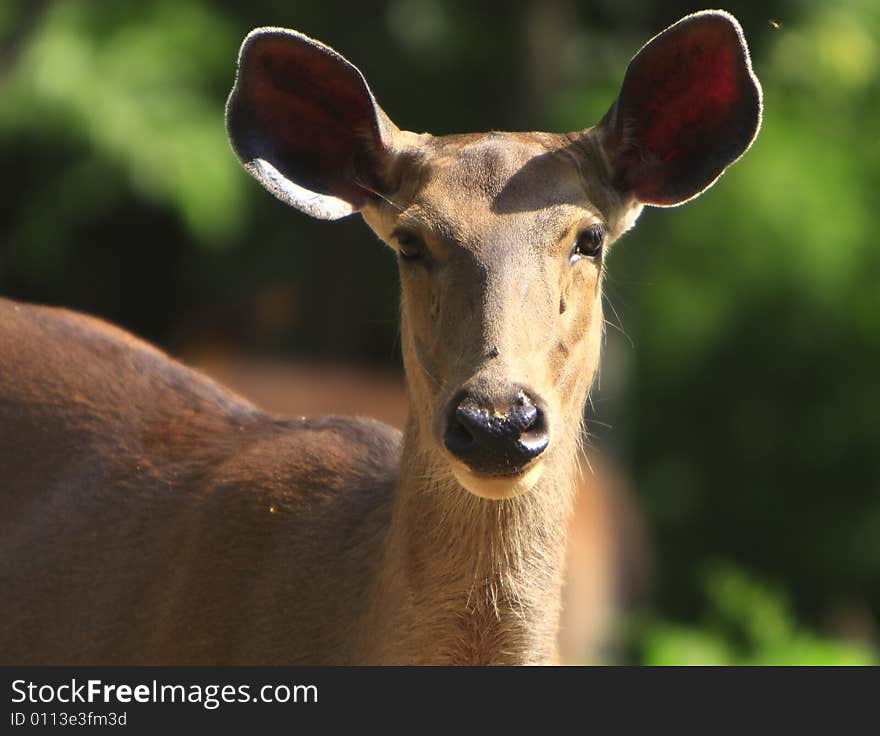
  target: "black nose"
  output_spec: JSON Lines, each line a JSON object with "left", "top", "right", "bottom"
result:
{"left": 444, "top": 390, "right": 549, "bottom": 476}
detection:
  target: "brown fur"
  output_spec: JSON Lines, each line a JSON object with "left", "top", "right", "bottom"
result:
{"left": 0, "top": 299, "right": 399, "bottom": 663}
{"left": 1, "top": 13, "right": 760, "bottom": 665}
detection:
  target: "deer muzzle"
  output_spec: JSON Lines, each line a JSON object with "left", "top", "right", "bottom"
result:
{"left": 443, "top": 386, "right": 550, "bottom": 498}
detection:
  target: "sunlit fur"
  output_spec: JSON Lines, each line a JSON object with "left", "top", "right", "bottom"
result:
{"left": 354, "top": 130, "right": 647, "bottom": 662}
{"left": 1, "top": 12, "right": 760, "bottom": 666}
{"left": 362, "top": 130, "right": 641, "bottom": 494}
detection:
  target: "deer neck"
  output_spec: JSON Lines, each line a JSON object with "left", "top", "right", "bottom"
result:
{"left": 358, "top": 415, "right": 579, "bottom": 665}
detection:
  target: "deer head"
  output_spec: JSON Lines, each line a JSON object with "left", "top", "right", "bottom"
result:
{"left": 226, "top": 10, "right": 762, "bottom": 500}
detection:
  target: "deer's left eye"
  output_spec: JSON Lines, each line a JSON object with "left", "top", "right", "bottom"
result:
{"left": 570, "top": 223, "right": 605, "bottom": 263}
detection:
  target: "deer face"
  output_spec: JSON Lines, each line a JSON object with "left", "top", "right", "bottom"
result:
{"left": 226, "top": 11, "right": 761, "bottom": 499}
{"left": 361, "top": 132, "right": 641, "bottom": 497}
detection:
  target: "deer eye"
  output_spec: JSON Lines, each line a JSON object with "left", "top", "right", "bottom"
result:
{"left": 394, "top": 229, "right": 426, "bottom": 262}
{"left": 570, "top": 223, "right": 605, "bottom": 263}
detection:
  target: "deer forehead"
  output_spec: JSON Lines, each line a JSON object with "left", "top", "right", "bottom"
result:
{"left": 388, "top": 132, "right": 602, "bottom": 253}
{"left": 423, "top": 132, "right": 572, "bottom": 198}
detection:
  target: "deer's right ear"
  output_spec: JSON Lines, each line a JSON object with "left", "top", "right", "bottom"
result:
{"left": 226, "top": 27, "right": 399, "bottom": 220}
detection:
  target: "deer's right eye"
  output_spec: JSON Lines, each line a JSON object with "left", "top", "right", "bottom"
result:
{"left": 394, "top": 230, "right": 426, "bottom": 262}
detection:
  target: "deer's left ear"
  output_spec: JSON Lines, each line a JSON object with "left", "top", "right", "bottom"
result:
{"left": 593, "top": 11, "right": 762, "bottom": 207}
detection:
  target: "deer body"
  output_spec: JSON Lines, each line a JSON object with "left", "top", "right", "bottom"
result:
{"left": 0, "top": 300, "right": 399, "bottom": 663}
{"left": 0, "top": 11, "right": 761, "bottom": 664}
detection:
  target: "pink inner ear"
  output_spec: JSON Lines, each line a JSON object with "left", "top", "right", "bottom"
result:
{"left": 607, "top": 14, "right": 762, "bottom": 206}
{"left": 245, "top": 37, "right": 379, "bottom": 204}
{"left": 638, "top": 41, "right": 739, "bottom": 164}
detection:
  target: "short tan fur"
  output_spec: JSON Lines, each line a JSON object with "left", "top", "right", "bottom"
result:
{"left": 1, "top": 11, "right": 760, "bottom": 664}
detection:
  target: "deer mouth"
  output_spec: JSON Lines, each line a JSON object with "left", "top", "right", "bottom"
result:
{"left": 448, "top": 456, "right": 546, "bottom": 500}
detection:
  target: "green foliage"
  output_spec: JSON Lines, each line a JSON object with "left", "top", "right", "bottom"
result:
{"left": 1, "top": 0, "right": 878, "bottom": 664}
{"left": 639, "top": 563, "right": 876, "bottom": 666}
{"left": 0, "top": 1, "right": 247, "bottom": 244}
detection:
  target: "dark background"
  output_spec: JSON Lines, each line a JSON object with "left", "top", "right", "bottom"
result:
{"left": 1, "top": 0, "right": 877, "bottom": 663}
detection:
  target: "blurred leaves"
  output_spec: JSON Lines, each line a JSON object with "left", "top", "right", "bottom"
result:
{"left": 0, "top": 0, "right": 246, "bottom": 244}
{"left": 0, "top": 0, "right": 878, "bottom": 663}
{"left": 640, "top": 563, "right": 876, "bottom": 665}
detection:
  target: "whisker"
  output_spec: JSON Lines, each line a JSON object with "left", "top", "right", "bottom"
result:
{"left": 353, "top": 176, "right": 405, "bottom": 212}
{"left": 602, "top": 292, "right": 634, "bottom": 349}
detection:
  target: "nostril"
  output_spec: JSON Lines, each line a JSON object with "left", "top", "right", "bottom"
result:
{"left": 444, "top": 409, "right": 476, "bottom": 459}
{"left": 518, "top": 404, "right": 549, "bottom": 459}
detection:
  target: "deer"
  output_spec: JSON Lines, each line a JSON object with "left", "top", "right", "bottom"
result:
{"left": 0, "top": 10, "right": 761, "bottom": 665}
